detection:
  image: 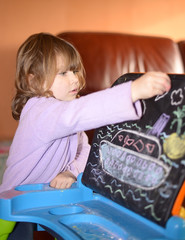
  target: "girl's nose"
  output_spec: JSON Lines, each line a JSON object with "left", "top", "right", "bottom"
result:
{"left": 70, "top": 72, "right": 79, "bottom": 83}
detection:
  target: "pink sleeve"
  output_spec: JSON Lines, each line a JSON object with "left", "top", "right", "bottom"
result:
{"left": 67, "top": 132, "right": 90, "bottom": 178}
{"left": 30, "top": 81, "right": 142, "bottom": 142}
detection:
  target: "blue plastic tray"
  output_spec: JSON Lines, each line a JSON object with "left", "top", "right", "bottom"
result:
{"left": 0, "top": 174, "right": 184, "bottom": 240}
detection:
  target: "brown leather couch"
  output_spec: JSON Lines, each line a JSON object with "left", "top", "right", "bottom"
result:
{"left": 178, "top": 40, "right": 185, "bottom": 70}
{"left": 58, "top": 32, "right": 185, "bottom": 143}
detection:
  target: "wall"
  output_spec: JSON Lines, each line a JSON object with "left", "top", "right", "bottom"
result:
{"left": 1, "top": 0, "right": 185, "bottom": 140}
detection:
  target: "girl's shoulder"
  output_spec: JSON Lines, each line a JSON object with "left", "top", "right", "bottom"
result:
{"left": 20, "top": 97, "right": 58, "bottom": 118}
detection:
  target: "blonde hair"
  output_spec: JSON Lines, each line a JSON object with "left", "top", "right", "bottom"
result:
{"left": 12, "top": 32, "right": 86, "bottom": 120}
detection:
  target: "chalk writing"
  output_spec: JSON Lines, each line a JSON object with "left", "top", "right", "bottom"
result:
{"left": 147, "top": 114, "right": 170, "bottom": 137}
{"left": 144, "top": 204, "right": 161, "bottom": 221}
{"left": 82, "top": 73, "right": 185, "bottom": 226}
{"left": 171, "top": 88, "right": 184, "bottom": 106}
{"left": 135, "top": 189, "right": 154, "bottom": 203}
{"left": 155, "top": 91, "right": 168, "bottom": 101}
{"left": 100, "top": 140, "right": 171, "bottom": 190}
{"left": 111, "top": 129, "right": 161, "bottom": 158}
{"left": 163, "top": 106, "right": 185, "bottom": 159}
{"left": 115, "top": 189, "right": 126, "bottom": 199}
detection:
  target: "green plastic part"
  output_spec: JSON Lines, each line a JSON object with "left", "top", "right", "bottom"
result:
{"left": 0, "top": 219, "right": 16, "bottom": 240}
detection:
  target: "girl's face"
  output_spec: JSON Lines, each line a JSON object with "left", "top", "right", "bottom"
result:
{"left": 50, "top": 56, "right": 80, "bottom": 101}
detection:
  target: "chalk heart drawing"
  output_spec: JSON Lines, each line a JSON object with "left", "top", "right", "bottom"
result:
{"left": 99, "top": 129, "right": 171, "bottom": 190}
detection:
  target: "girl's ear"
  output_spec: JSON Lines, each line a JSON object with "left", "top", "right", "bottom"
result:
{"left": 27, "top": 74, "right": 34, "bottom": 86}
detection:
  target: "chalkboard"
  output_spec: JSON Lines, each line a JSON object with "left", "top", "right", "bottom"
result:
{"left": 82, "top": 73, "right": 185, "bottom": 227}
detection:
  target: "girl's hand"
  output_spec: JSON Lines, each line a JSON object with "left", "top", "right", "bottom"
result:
{"left": 131, "top": 72, "right": 171, "bottom": 102}
{"left": 50, "top": 171, "right": 77, "bottom": 189}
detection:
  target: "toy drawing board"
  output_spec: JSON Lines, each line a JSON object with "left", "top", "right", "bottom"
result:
{"left": 82, "top": 73, "right": 185, "bottom": 227}
{"left": 0, "top": 73, "right": 185, "bottom": 240}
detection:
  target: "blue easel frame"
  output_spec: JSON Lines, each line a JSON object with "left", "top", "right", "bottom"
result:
{"left": 0, "top": 174, "right": 184, "bottom": 240}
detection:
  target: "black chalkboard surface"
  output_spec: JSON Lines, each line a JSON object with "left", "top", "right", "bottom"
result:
{"left": 82, "top": 73, "right": 185, "bottom": 227}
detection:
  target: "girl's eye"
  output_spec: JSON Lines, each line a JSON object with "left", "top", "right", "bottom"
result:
{"left": 59, "top": 71, "right": 67, "bottom": 76}
{"left": 73, "top": 70, "right": 79, "bottom": 74}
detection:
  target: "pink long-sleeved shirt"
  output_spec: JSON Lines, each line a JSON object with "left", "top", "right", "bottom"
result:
{"left": 0, "top": 81, "right": 142, "bottom": 193}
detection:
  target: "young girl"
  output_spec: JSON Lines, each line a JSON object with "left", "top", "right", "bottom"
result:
{"left": 0, "top": 32, "right": 171, "bottom": 194}
{"left": 0, "top": 32, "right": 170, "bottom": 239}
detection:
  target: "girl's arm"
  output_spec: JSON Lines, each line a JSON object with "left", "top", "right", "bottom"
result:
{"left": 131, "top": 72, "right": 171, "bottom": 102}
{"left": 50, "top": 132, "right": 90, "bottom": 189}
{"left": 31, "top": 81, "right": 142, "bottom": 142}
{"left": 29, "top": 72, "right": 170, "bottom": 142}
{"left": 67, "top": 131, "right": 90, "bottom": 177}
